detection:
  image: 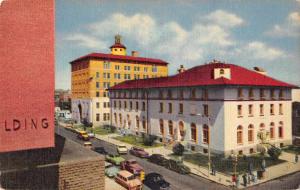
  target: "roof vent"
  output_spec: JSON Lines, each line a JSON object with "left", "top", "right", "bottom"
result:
{"left": 177, "top": 65, "right": 186, "bottom": 73}
{"left": 131, "top": 51, "right": 139, "bottom": 57}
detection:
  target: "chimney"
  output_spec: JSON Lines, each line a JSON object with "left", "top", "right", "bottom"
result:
{"left": 131, "top": 51, "right": 139, "bottom": 57}
{"left": 253, "top": 67, "right": 267, "bottom": 75}
{"left": 177, "top": 65, "right": 186, "bottom": 73}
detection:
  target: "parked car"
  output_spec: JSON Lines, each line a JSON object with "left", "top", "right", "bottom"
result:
{"left": 165, "top": 159, "right": 190, "bottom": 174}
{"left": 77, "top": 131, "right": 89, "bottom": 141}
{"left": 88, "top": 132, "right": 95, "bottom": 138}
{"left": 105, "top": 162, "right": 120, "bottom": 178}
{"left": 120, "top": 159, "right": 144, "bottom": 176}
{"left": 129, "top": 147, "right": 149, "bottom": 158}
{"left": 144, "top": 172, "right": 170, "bottom": 190}
{"left": 83, "top": 142, "right": 92, "bottom": 149}
{"left": 148, "top": 154, "right": 168, "bottom": 166}
{"left": 117, "top": 144, "right": 128, "bottom": 154}
{"left": 115, "top": 170, "right": 142, "bottom": 190}
{"left": 92, "top": 146, "right": 108, "bottom": 155}
{"left": 106, "top": 154, "right": 125, "bottom": 165}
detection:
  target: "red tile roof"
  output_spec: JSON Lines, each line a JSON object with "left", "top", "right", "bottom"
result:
{"left": 109, "top": 62, "right": 297, "bottom": 90}
{"left": 70, "top": 53, "right": 168, "bottom": 66}
{"left": 110, "top": 43, "right": 126, "bottom": 49}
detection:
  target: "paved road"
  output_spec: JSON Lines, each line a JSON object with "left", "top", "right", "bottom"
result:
{"left": 55, "top": 126, "right": 300, "bottom": 190}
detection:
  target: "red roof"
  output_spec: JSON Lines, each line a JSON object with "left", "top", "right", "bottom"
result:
{"left": 110, "top": 62, "right": 297, "bottom": 90}
{"left": 110, "top": 43, "right": 126, "bottom": 49}
{"left": 70, "top": 53, "right": 168, "bottom": 66}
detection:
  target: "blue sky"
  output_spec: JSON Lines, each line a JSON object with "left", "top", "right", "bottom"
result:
{"left": 56, "top": 0, "right": 300, "bottom": 89}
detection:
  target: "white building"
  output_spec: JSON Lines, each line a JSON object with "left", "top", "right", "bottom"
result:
{"left": 108, "top": 61, "right": 297, "bottom": 155}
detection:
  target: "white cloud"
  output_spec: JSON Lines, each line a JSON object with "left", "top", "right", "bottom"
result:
{"left": 65, "top": 33, "right": 107, "bottom": 49}
{"left": 241, "top": 41, "right": 285, "bottom": 61}
{"left": 204, "top": 10, "right": 244, "bottom": 28}
{"left": 266, "top": 11, "right": 300, "bottom": 37}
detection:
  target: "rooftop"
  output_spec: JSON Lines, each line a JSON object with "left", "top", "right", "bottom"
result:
{"left": 109, "top": 61, "right": 297, "bottom": 90}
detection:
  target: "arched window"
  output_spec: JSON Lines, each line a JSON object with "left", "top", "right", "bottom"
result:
{"left": 237, "top": 125, "right": 243, "bottom": 145}
{"left": 203, "top": 124, "right": 209, "bottom": 144}
{"left": 278, "top": 121, "right": 284, "bottom": 138}
{"left": 248, "top": 124, "right": 254, "bottom": 142}
{"left": 179, "top": 121, "right": 185, "bottom": 141}
{"left": 159, "top": 119, "right": 164, "bottom": 134}
{"left": 191, "top": 123, "right": 197, "bottom": 142}
{"left": 114, "top": 113, "right": 117, "bottom": 124}
{"left": 136, "top": 116, "right": 140, "bottom": 129}
{"left": 270, "top": 122, "right": 275, "bottom": 139}
{"left": 127, "top": 114, "right": 131, "bottom": 128}
{"left": 142, "top": 116, "right": 146, "bottom": 130}
{"left": 119, "top": 114, "right": 122, "bottom": 125}
{"left": 259, "top": 123, "right": 265, "bottom": 131}
{"left": 168, "top": 120, "right": 173, "bottom": 136}
{"left": 220, "top": 69, "right": 225, "bottom": 74}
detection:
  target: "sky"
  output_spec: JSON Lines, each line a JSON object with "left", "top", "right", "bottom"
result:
{"left": 56, "top": 0, "right": 300, "bottom": 90}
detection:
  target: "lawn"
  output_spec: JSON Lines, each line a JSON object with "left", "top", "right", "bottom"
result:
{"left": 113, "top": 134, "right": 163, "bottom": 148}
{"left": 282, "top": 145, "right": 300, "bottom": 154}
{"left": 180, "top": 152, "right": 286, "bottom": 175}
{"left": 72, "top": 124, "right": 115, "bottom": 135}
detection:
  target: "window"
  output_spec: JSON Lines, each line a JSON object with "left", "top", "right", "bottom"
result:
{"left": 103, "top": 102, "right": 107, "bottom": 108}
{"left": 113, "top": 101, "right": 116, "bottom": 109}
{"left": 118, "top": 101, "right": 121, "bottom": 109}
{"left": 203, "top": 124, "right": 209, "bottom": 144}
{"left": 103, "top": 61, "right": 110, "bottom": 69}
{"left": 203, "top": 104, "right": 209, "bottom": 116}
{"left": 167, "top": 90, "right": 172, "bottom": 98}
{"left": 296, "top": 109, "right": 300, "bottom": 117}
{"left": 142, "top": 116, "right": 146, "bottom": 130}
{"left": 260, "top": 104, "right": 264, "bottom": 116}
{"left": 191, "top": 123, "right": 197, "bottom": 142}
{"left": 114, "top": 113, "right": 117, "bottom": 124}
{"left": 135, "top": 101, "right": 139, "bottom": 110}
{"left": 159, "top": 119, "right": 164, "bottom": 134}
{"left": 248, "top": 104, "right": 253, "bottom": 116}
{"left": 260, "top": 123, "right": 265, "bottom": 131}
{"left": 260, "top": 89, "right": 265, "bottom": 99}
{"left": 248, "top": 125, "right": 254, "bottom": 142}
{"left": 152, "top": 65, "right": 157, "bottom": 72}
{"left": 159, "top": 102, "right": 163, "bottom": 113}
{"left": 134, "top": 66, "right": 140, "bottom": 71}
{"left": 124, "top": 101, "right": 127, "bottom": 109}
{"left": 96, "top": 102, "right": 100, "bottom": 108}
{"left": 168, "top": 103, "right": 172, "bottom": 113}
{"left": 279, "top": 103, "right": 283, "bottom": 115}
{"left": 270, "top": 89, "right": 275, "bottom": 99}
{"left": 119, "top": 114, "right": 122, "bottom": 125}
{"left": 130, "top": 101, "right": 133, "bottom": 110}
{"left": 96, "top": 91, "right": 100, "bottom": 97}
{"left": 220, "top": 69, "right": 224, "bottom": 74}
{"left": 142, "top": 102, "right": 146, "bottom": 111}
{"left": 96, "top": 72, "right": 100, "bottom": 78}
{"left": 278, "top": 121, "right": 283, "bottom": 138}
{"left": 96, "top": 114, "right": 100, "bottom": 121}
{"left": 96, "top": 82, "right": 100, "bottom": 88}
{"left": 191, "top": 89, "right": 196, "bottom": 99}
{"left": 237, "top": 125, "right": 243, "bottom": 145}
{"left": 270, "top": 122, "right": 275, "bottom": 139}
{"left": 168, "top": 120, "right": 173, "bottom": 136}
{"left": 279, "top": 89, "right": 285, "bottom": 99}
{"left": 237, "top": 105, "right": 242, "bottom": 117}
{"left": 179, "top": 103, "right": 183, "bottom": 114}
{"left": 270, "top": 104, "right": 275, "bottom": 115}
{"left": 144, "top": 67, "right": 148, "bottom": 72}
{"left": 238, "top": 88, "right": 244, "bottom": 99}
{"left": 179, "top": 89, "right": 184, "bottom": 99}
{"left": 115, "top": 65, "right": 120, "bottom": 70}
{"left": 249, "top": 88, "right": 254, "bottom": 99}
{"left": 136, "top": 116, "right": 140, "bottom": 129}
{"left": 202, "top": 89, "right": 208, "bottom": 100}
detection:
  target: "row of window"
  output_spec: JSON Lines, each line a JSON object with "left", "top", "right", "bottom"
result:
{"left": 95, "top": 72, "right": 159, "bottom": 80}
{"left": 113, "top": 100, "right": 146, "bottom": 111}
{"left": 95, "top": 113, "right": 110, "bottom": 121}
{"left": 96, "top": 91, "right": 109, "bottom": 97}
{"left": 237, "top": 103, "right": 284, "bottom": 117}
{"left": 100, "top": 63, "right": 157, "bottom": 73}
{"left": 236, "top": 122, "right": 284, "bottom": 145}
{"left": 159, "top": 102, "right": 208, "bottom": 116}
{"left": 96, "top": 102, "right": 110, "bottom": 109}
{"left": 238, "top": 88, "right": 286, "bottom": 100}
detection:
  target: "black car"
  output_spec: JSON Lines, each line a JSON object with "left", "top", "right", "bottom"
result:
{"left": 148, "top": 154, "right": 168, "bottom": 166}
{"left": 144, "top": 173, "right": 170, "bottom": 190}
{"left": 92, "top": 147, "right": 108, "bottom": 155}
{"left": 165, "top": 159, "right": 190, "bottom": 174}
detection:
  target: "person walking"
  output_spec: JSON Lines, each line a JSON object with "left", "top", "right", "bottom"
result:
{"left": 248, "top": 162, "right": 253, "bottom": 174}
{"left": 211, "top": 163, "right": 216, "bottom": 176}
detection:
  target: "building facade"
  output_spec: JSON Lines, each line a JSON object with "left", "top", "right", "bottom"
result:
{"left": 292, "top": 89, "right": 300, "bottom": 141}
{"left": 70, "top": 35, "right": 169, "bottom": 125}
{"left": 109, "top": 61, "right": 296, "bottom": 155}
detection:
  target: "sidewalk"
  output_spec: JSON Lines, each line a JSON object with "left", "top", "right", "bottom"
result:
{"left": 95, "top": 133, "right": 300, "bottom": 189}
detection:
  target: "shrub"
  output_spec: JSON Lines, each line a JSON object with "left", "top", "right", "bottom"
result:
{"left": 143, "top": 135, "right": 157, "bottom": 146}
{"left": 110, "top": 125, "right": 116, "bottom": 133}
{"left": 268, "top": 146, "right": 282, "bottom": 160}
{"left": 173, "top": 143, "right": 185, "bottom": 156}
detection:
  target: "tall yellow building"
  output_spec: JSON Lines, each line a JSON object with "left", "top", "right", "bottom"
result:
{"left": 70, "top": 35, "right": 169, "bottom": 125}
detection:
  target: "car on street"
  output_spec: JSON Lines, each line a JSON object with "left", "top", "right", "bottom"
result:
{"left": 148, "top": 154, "right": 168, "bottom": 166}
{"left": 129, "top": 147, "right": 149, "bottom": 158}
{"left": 83, "top": 142, "right": 92, "bottom": 149}
{"left": 77, "top": 131, "right": 90, "bottom": 141}
{"left": 117, "top": 144, "right": 128, "bottom": 154}
{"left": 88, "top": 132, "right": 95, "bottom": 138}
{"left": 105, "top": 162, "right": 120, "bottom": 178}
{"left": 92, "top": 146, "right": 108, "bottom": 155}
{"left": 143, "top": 172, "right": 170, "bottom": 190}
{"left": 120, "top": 159, "right": 144, "bottom": 176}
{"left": 106, "top": 154, "right": 125, "bottom": 166}
{"left": 115, "top": 170, "right": 142, "bottom": 190}
{"left": 165, "top": 159, "right": 190, "bottom": 174}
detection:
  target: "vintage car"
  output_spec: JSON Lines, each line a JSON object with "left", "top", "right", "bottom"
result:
{"left": 92, "top": 146, "right": 108, "bottom": 155}
{"left": 77, "top": 131, "right": 89, "bottom": 141}
{"left": 165, "top": 159, "right": 190, "bottom": 175}
{"left": 148, "top": 154, "right": 168, "bottom": 166}
{"left": 115, "top": 170, "right": 142, "bottom": 190}
{"left": 129, "top": 147, "right": 149, "bottom": 158}
{"left": 117, "top": 144, "right": 128, "bottom": 154}
{"left": 144, "top": 172, "right": 170, "bottom": 190}
{"left": 83, "top": 142, "right": 92, "bottom": 149}
{"left": 105, "top": 162, "right": 120, "bottom": 178}
{"left": 105, "top": 154, "right": 125, "bottom": 165}
{"left": 120, "top": 159, "right": 144, "bottom": 176}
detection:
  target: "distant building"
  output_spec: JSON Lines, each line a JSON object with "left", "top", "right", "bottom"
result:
{"left": 55, "top": 89, "right": 71, "bottom": 110}
{"left": 109, "top": 61, "right": 296, "bottom": 155}
{"left": 292, "top": 89, "right": 300, "bottom": 140}
{"left": 70, "top": 35, "right": 169, "bottom": 125}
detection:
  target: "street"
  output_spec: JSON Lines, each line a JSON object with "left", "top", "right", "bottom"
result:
{"left": 55, "top": 126, "right": 300, "bottom": 190}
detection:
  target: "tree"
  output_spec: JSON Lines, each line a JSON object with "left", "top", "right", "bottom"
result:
{"left": 173, "top": 143, "right": 185, "bottom": 156}
{"left": 143, "top": 134, "right": 156, "bottom": 146}
{"left": 267, "top": 146, "right": 282, "bottom": 160}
